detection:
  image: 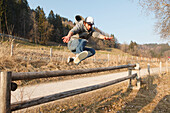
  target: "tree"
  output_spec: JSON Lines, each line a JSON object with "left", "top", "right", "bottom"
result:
{"left": 110, "top": 34, "right": 120, "bottom": 48}
{"left": 47, "top": 10, "right": 57, "bottom": 42}
{"left": 35, "top": 6, "right": 47, "bottom": 44}
{"left": 42, "top": 20, "right": 53, "bottom": 44}
{"left": 138, "top": 0, "right": 170, "bottom": 40}
{"left": 128, "top": 41, "right": 139, "bottom": 56}
{"left": 55, "top": 14, "right": 64, "bottom": 43}
{"left": 0, "top": 0, "right": 31, "bottom": 38}
{"left": 47, "top": 11, "right": 65, "bottom": 43}
{"left": 29, "top": 11, "right": 39, "bottom": 43}
{"left": 48, "top": 10, "right": 55, "bottom": 25}
{"left": 0, "top": 16, "right": 2, "bottom": 33}
{"left": 129, "top": 41, "right": 137, "bottom": 50}
{"left": 15, "top": 0, "right": 30, "bottom": 38}
{"left": 0, "top": 0, "right": 16, "bottom": 34}
{"left": 120, "top": 43, "right": 129, "bottom": 53}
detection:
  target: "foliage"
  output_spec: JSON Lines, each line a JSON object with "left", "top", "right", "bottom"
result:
{"left": 119, "top": 41, "right": 139, "bottom": 56}
{"left": 47, "top": 10, "right": 65, "bottom": 43}
{"left": 142, "top": 43, "right": 170, "bottom": 58}
{"left": 0, "top": 0, "right": 31, "bottom": 36}
{"left": 138, "top": 0, "right": 170, "bottom": 40}
{"left": 0, "top": 0, "right": 119, "bottom": 49}
{"left": 120, "top": 41, "right": 170, "bottom": 58}
{"left": 128, "top": 41, "right": 139, "bottom": 56}
{"left": 0, "top": 0, "right": 71, "bottom": 45}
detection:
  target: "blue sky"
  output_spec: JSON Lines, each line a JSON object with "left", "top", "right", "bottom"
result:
{"left": 27, "top": 0, "right": 168, "bottom": 44}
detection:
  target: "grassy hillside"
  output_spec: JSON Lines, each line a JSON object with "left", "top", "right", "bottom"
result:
{"left": 0, "top": 39, "right": 163, "bottom": 73}
{"left": 0, "top": 39, "right": 165, "bottom": 86}
{"left": 1, "top": 39, "right": 169, "bottom": 113}
{"left": 139, "top": 43, "right": 170, "bottom": 58}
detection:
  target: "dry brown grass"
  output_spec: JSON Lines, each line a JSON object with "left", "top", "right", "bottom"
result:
{"left": 0, "top": 40, "right": 161, "bottom": 72}
{"left": 1, "top": 40, "right": 169, "bottom": 113}
{"left": 0, "top": 40, "right": 164, "bottom": 86}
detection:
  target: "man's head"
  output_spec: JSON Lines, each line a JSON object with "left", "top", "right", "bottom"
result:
{"left": 85, "top": 16, "right": 94, "bottom": 25}
{"left": 84, "top": 16, "right": 94, "bottom": 30}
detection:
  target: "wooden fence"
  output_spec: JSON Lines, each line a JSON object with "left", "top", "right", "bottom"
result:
{"left": 0, "top": 33, "right": 29, "bottom": 42}
{"left": 10, "top": 47, "right": 165, "bottom": 63}
{"left": 0, "top": 64, "right": 141, "bottom": 112}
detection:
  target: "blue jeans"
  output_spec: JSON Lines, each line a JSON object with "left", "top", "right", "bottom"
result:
{"left": 68, "top": 39, "right": 95, "bottom": 59}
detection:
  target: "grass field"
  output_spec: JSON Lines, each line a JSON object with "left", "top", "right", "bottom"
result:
{"left": 0, "top": 39, "right": 164, "bottom": 86}
{"left": 1, "top": 39, "right": 169, "bottom": 113}
{"left": 0, "top": 40, "right": 162, "bottom": 72}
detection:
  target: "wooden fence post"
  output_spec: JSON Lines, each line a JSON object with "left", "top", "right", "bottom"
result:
{"left": 128, "top": 68, "right": 132, "bottom": 89}
{"left": 0, "top": 72, "right": 12, "bottom": 113}
{"left": 166, "top": 60, "right": 168, "bottom": 74}
{"left": 11, "top": 43, "right": 13, "bottom": 57}
{"left": 50, "top": 48, "right": 52, "bottom": 60}
{"left": 134, "top": 63, "right": 141, "bottom": 89}
{"left": 108, "top": 54, "right": 110, "bottom": 65}
{"left": 147, "top": 63, "right": 150, "bottom": 75}
{"left": 160, "top": 62, "right": 162, "bottom": 75}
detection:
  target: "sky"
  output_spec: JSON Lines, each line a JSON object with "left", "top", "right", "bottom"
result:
{"left": 27, "top": 0, "right": 169, "bottom": 44}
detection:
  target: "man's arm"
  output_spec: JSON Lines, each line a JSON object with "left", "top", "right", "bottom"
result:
{"left": 99, "top": 34, "right": 113, "bottom": 40}
{"left": 62, "top": 22, "right": 83, "bottom": 43}
{"left": 62, "top": 31, "right": 73, "bottom": 43}
{"left": 92, "top": 31, "right": 113, "bottom": 40}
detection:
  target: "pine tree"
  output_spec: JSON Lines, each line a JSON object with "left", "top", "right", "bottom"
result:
{"left": 42, "top": 20, "right": 53, "bottom": 44}
{"left": 35, "top": 6, "right": 47, "bottom": 44}
{"left": 129, "top": 41, "right": 139, "bottom": 56}
{"left": 55, "top": 14, "right": 63, "bottom": 43}
{"left": 29, "top": 11, "right": 39, "bottom": 43}
{"left": 15, "top": 0, "right": 30, "bottom": 38}
{"left": 0, "top": 0, "right": 15, "bottom": 34}
{"left": 47, "top": 10, "right": 57, "bottom": 42}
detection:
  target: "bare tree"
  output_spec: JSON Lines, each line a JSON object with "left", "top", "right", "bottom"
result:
{"left": 0, "top": 17, "right": 2, "bottom": 33}
{"left": 120, "top": 43, "right": 129, "bottom": 53}
{"left": 138, "top": 0, "right": 170, "bottom": 40}
{"left": 4, "top": 11, "right": 14, "bottom": 36}
{"left": 30, "top": 12, "right": 39, "bottom": 44}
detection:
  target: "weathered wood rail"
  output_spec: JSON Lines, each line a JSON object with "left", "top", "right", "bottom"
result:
{"left": 0, "top": 64, "right": 141, "bottom": 113}
{"left": 11, "top": 73, "right": 137, "bottom": 111}
{"left": 0, "top": 33, "right": 29, "bottom": 42}
{"left": 12, "top": 64, "right": 136, "bottom": 80}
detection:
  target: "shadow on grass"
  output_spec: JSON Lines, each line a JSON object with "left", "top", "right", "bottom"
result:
{"left": 94, "top": 88, "right": 133, "bottom": 113}
{"left": 152, "top": 95, "right": 170, "bottom": 113}
{"left": 61, "top": 87, "right": 133, "bottom": 113}
{"left": 118, "top": 75, "right": 157, "bottom": 113}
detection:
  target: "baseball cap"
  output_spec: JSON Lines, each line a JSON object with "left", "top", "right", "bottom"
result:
{"left": 85, "top": 16, "right": 94, "bottom": 25}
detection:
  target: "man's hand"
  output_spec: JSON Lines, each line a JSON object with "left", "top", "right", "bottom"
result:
{"left": 104, "top": 36, "right": 113, "bottom": 40}
{"left": 62, "top": 36, "right": 70, "bottom": 43}
{"left": 62, "top": 31, "right": 73, "bottom": 43}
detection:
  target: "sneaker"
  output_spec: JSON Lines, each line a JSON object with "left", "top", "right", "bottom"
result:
{"left": 74, "top": 51, "right": 88, "bottom": 64}
{"left": 67, "top": 56, "right": 74, "bottom": 63}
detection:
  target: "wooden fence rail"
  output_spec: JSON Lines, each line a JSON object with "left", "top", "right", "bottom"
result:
{"left": 11, "top": 73, "right": 137, "bottom": 111}
{"left": 0, "top": 64, "right": 140, "bottom": 113}
{"left": 0, "top": 33, "right": 29, "bottom": 42}
{"left": 12, "top": 64, "right": 136, "bottom": 81}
